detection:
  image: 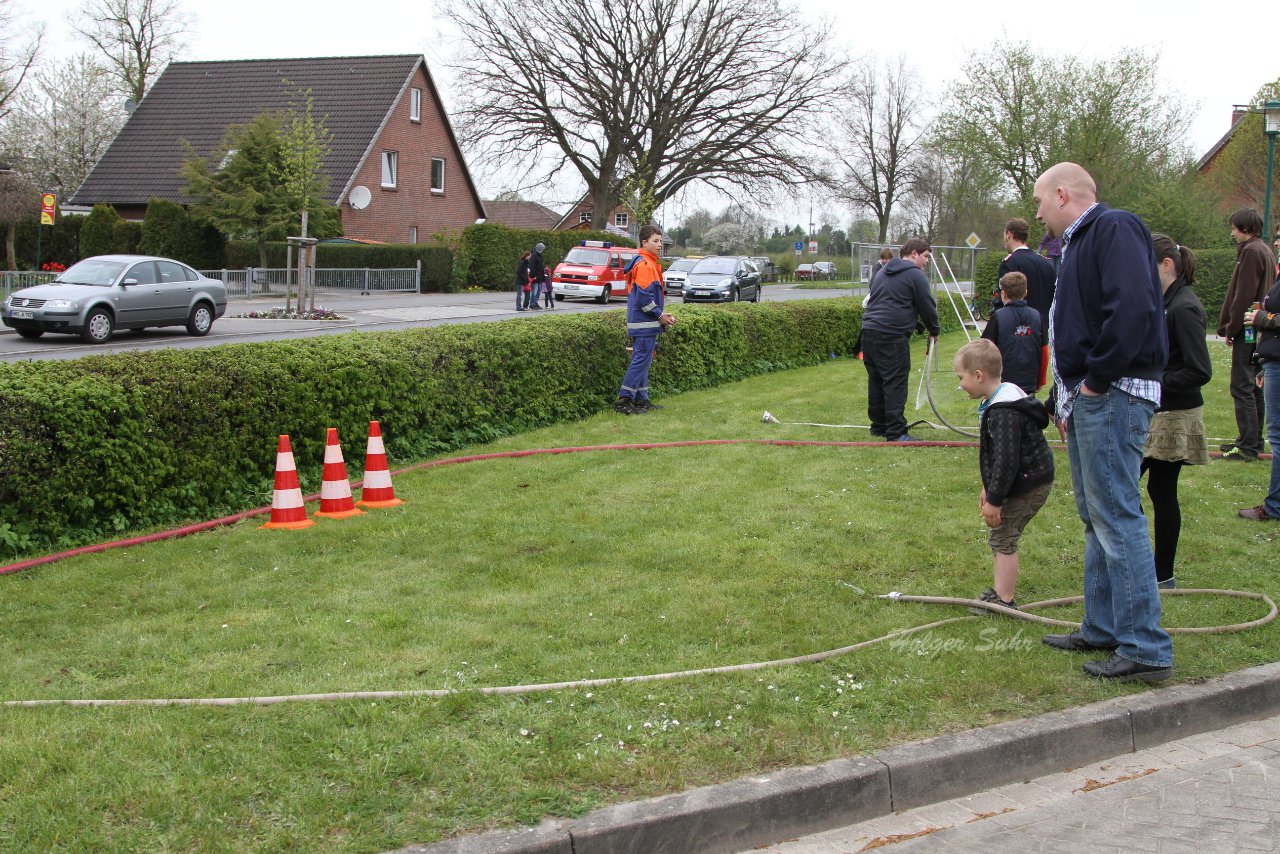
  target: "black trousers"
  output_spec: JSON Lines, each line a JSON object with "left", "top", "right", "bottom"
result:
{"left": 1229, "top": 341, "right": 1264, "bottom": 456}
{"left": 862, "top": 329, "right": 912, "bottom": 439}
{"left": 1141, "top": 457, "right": 1184, "bottom": 584}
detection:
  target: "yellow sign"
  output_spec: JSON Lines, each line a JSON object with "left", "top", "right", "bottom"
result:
{"left": 40, "top": 192, "right": 57, "bottom": 225}
{"left": 965, "top": 232, "right": 981, "bottom": 249}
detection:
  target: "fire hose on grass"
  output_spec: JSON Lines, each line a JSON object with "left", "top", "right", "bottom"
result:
{"left": 4, "top": 587, "right": 1273, "bottom": 708}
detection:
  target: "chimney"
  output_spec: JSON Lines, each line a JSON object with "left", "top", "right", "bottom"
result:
{"left": 1233, "top": 108, "right": 1247, "bottom": 126}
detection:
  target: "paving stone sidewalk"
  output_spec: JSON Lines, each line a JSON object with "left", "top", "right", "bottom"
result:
{"left": 754, "top": 711, "right": 1280, "bottom": 853}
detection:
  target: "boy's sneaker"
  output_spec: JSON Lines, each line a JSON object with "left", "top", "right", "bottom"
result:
{"left": 969, "top": 588, "right": 1017, "bottom": 615}
{"left": 614, "top": 397, "right": 636, "bottom": 414}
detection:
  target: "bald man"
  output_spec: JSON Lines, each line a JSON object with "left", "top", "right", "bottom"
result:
{"left": 1034, "top": 162, "right": 1173, "bottom": 683}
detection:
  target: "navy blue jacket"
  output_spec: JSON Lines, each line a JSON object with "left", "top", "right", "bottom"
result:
{"left": 1050, "top": 205, "right": 1166, "bottom": 395}
{"left": 998, "top": 246, "right": 1057, "bottom": 326}
{"left": 862, "top": 258, "right": 940, "bottom": 337}
{"left": 982, "top": 299, "right": 1044, "bottom": 395}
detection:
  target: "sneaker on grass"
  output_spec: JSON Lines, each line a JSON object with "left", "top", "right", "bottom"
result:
{"left": 968, "top": 587, "right": 1017, "bottom": 615}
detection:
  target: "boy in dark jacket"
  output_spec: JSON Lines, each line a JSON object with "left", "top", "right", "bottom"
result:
{"left": 981, "top": 271, "right": 1047, "bottom": 395}
{"left": 954, "top": 339, "right": 1055, "bottom": 611}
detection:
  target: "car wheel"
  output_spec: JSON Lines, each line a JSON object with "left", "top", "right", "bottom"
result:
{"left": 596, "top": 289, "right": 609, "bottom": 304}
{"left": 80, "top": 307, "right": 114, "bottom": 344}
{"left": 186, "top": 302, "right": 214, "bottom": 336}
{"left": 752, "top": 284, "right": 761, "bottom": 302}
{"left": 16, "top": 328, "right": 44, "bottom": 339}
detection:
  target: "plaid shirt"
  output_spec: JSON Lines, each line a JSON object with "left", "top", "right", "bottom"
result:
{"left": 1049, "top": 203, "right": 1161, "bottom": 422}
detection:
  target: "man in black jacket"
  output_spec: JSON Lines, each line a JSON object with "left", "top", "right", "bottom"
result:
{"left": 860, "top": 237, "right": 940, "bottom": 442}
{"left": 998, "top": 218, "right": 1056, "bottom": 327}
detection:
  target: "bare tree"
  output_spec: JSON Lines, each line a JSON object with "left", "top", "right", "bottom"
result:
{"left": 444, "top": 0, "right": 843, "bottom": 230}
{"left": 830, "top": 56, "right": 925, "bottom": 243}
{"left": 0, "top": 54, "right": 124, "bottom": 198}
{"left": 0, "top": 0, "right": 41, "bottom": 120}
{"left": 70, "top": 0, "right": 190, "bottom": 103}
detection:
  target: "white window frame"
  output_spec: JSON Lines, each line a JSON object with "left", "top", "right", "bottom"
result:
{"left": 579, "top": 211, "right": 591, "bottom": 224}
{"left": 381, "top": 151, "right": 398, "bottom": 189}
{"left": 408, "top": 226, "right": 418, "bottom": 244}
{"left": 410, "top": 88, "right": 422, "bottom": 123}
{"left": 615, "top": 212, "right": 629, "bottom": 228}
{"left": 431, "top": 157, "right": 445, "bottom": 193}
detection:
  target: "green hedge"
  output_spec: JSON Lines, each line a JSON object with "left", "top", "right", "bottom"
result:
{"left": 453, "top": 223, "right": 635, "bottom": 291}
{"left": 222, "top": 241, "right": 455, "bottom": 293}
{"left": 0, "top": 299, "right": 866, "bottom": 555}
{"left": 1188, "top": 248, "right": 1234, "bottom": 326}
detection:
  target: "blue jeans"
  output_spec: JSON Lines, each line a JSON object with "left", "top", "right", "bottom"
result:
{"left": 619, "top": 335, "right": 656, "bottom": 401}
{"left": 1262, "top": 360, "right": 1280, "bottom": 517}
{"left": 1067, "top": 387, "right": 1172, "bottom": 667}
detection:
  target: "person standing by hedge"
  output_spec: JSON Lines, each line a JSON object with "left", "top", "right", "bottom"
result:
{"left": 1239, "top": 273, "right": 1280, "bottom": 521}
{"left": 514, "top": 250, "right": 532, "bottom": 312}
{"left": 615, "top": 225, "right": 675, "bottom": 414}
{"left": 1218, "top": 209, "right": 1274, "bottom": 462}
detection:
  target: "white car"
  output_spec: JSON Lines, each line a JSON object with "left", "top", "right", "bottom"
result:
{"left": 2, "top": 255, "right": 228, "bottom": 344}
{"left": 663, "top": 258, "right": 698, "bottom": 296}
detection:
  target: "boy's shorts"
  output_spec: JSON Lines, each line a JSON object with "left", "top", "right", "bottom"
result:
{"left": 987, "top": 481, "right": 1052, "bottom": 555}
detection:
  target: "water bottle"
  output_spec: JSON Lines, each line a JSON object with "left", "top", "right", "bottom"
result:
{"left": 1244, "top": 302, "right": 1260, "bottom": 344}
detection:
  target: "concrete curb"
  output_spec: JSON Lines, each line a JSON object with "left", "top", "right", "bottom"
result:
{"left": 393, "top": 661, "right": 1280, "bottom": 854}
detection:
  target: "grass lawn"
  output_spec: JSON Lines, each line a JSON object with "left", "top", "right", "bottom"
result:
{"left": 1, "top": 330, "right": 1276, "bottom": 852}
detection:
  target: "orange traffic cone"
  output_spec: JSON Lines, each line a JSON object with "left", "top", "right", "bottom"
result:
{"left": 261, "top": 434, "right": 314, "bottom": 529}
{"left": 356, "top": 420, "right": 405, "bottom": 508}
{"left": 314, "top": 428, "right": 365, "bottom": 519}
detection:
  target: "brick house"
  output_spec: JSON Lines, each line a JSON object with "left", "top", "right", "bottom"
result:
{"left": 70, "top": 54, "right": 485, "bottom": 243}
{"left": 554, "top": 192, "right": 635, "bottom": 239}
{"left": 482, "top": 199, "right": 562, "bottom": 230}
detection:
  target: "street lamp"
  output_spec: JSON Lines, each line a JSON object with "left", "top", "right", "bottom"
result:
{"left": 1263, "top": 100, "right": 1280, "bottom": 241}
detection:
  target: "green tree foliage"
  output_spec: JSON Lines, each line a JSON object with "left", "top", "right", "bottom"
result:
{"left": 1203, "top": 80, "right": 1280, "bottom": 234}
{"left": 934, "top": 41, "right": 1191, "bottom": 209}
{"left": 277, "top": 86, "right": 336, "bottom": 239}
{"left": 79, "top": 203, "right": 122, "bottom": 258}
{"left": 0, "top": 169, "right": 38, "bottom": 269}
{"left": 181, "top": 110, "right": 338, "bottom": 267}
{"left": 138, "top": 197, "right": 225, "bottom": 268}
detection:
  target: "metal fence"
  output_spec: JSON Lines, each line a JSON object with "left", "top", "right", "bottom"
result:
{"left": 1, "top": 267, "right": 421, "bottom": 301}
{"left": 201, "top": 266, "right": 421, "bottom": 298}
{"left": 0, "top": 271, "right": 57, "bottom": 299}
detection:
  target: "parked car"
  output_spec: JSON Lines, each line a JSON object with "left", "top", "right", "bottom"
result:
{"left": 750, "top": 256, "right": 775, "bottom": 283}
{"left": 681, "top": 256, "right": 762, "bottom": 303}
{"left": 663, "top": 258, "right": 698, "bottom": 296}
{"left": 1, "top": 255, "right": 228, "bottom": 344}
{"left": 796, "top": 262, "right": 837, "bottom": 281}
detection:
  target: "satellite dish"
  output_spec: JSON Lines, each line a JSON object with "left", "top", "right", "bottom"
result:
{"left": 348, "top": 186, "right": 371, "bottom": 210}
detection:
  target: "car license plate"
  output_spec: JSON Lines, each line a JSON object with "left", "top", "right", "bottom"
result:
{"left": 11, "top": 309, "right": 33, "bottom": 320}
{"left": 563, "top": 284, "right": 578, "bottom": 290}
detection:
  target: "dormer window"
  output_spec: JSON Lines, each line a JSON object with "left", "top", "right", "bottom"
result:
{"left": 410, "top": 88, "right": 421, "bottom": 123}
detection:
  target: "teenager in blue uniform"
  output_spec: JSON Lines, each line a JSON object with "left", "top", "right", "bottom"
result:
{"left": 615, "top": 225, "right": 676, "bottom": 414}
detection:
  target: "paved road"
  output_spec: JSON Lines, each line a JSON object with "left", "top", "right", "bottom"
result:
{"left": 0, "top": 283, "right": 869, "bottom": 363}
{"left": 752, "top": 712, "right": 1280, "bottom": 853}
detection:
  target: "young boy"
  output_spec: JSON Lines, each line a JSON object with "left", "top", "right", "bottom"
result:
{"left": 980, "top": 271, "right": 1048, "bottom": 395}
{"left": 615, "top": 224, "right": 676, "bottom": 414}
{"left": 954, "top": 339, "right": 1055, "bottom": 611}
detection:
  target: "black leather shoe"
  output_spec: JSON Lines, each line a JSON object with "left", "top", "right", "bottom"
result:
{"left": 1042, "top": 630, "right": 1118, "bottom": 653}
{"left": 1082, "top": 654, "right": 1172, "bottom": 683}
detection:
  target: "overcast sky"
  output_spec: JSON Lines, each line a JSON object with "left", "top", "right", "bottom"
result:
{"left": 21, "top": 0, "right": 1276, "bottom": 227}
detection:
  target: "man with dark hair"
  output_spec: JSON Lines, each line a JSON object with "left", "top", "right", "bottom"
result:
{"left": 525, "top": 242, "right": 547, "bottom": 310}
{"left": 860, "top": 237, "right": 940, "bottom": 442}
{"left": 1035, "top": 162, "right": 1172, "bottom": 683}
{"left": 998, "top": 217, "right": 1056, "bottom": 327}
{"left": 1218, "top": 209, "right": 1275, "bottom": 462}
{"left": 615, "top": 225, "right": 675, "bottom": 414}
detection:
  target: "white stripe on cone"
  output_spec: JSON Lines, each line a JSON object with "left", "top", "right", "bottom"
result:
{"left": 321, "top": 479, "right": 353, "bottom": 500}
{"left": 362, "top": 469, "right": 393, "bottom": 489}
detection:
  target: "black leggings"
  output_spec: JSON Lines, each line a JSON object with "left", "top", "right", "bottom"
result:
{"left": 1140, "top": 457, "right": 1184, "bottom": 584}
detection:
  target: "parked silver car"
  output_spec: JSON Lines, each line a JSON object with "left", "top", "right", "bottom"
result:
{"left": 663, "top": 258, "right": 698, "bottom": 296}
{"left": 681, "top": 256, "right": 762, "bottom": 303}
{"left": 2, "top": 255, "right": 228, "bottom": 344}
